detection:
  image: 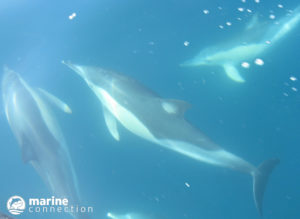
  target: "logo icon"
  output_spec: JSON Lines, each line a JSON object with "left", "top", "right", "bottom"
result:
{"left": 7, "top": 196, "right": 26, "bottom": 215}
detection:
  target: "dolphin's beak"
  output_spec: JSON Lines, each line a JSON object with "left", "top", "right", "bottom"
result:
{"left": 2, "top": 67, "right": 21, "bottom": 93}
{"left": 61, "top": 60, "right": 86, "bottom": 79}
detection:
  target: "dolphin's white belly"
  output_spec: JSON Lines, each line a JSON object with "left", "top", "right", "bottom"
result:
{"left": 92, "top": 86, "right": 157, "bottom": 143}
{"left": 159, "top": 139, "right": 255, "bottom": 172}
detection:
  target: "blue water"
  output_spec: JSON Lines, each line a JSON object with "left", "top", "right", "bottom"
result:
{"left": 0, "top": 0, "right": 299, "bottom": 219}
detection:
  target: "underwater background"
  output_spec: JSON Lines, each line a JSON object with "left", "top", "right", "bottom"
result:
{"left": 0, "top": 0, "right": 299, "bottom": 218}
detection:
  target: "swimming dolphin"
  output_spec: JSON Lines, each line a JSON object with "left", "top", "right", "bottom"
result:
{"left": 181, "top": 6, "right": 300, "bottom": 82}
{"left": 2, "top": 67, "right": 87, "bottom": 219}
{"left": 0, "top": 212, "right": 15, "bottom": 219}
{"left": 107, "top": 212, "right": 152, "bottom": 219}
{"left": 63, "top": 61, "right": 279, "bottom": 215}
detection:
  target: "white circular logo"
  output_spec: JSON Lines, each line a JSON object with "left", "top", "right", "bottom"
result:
{"left": 7, "top": 196, "right": 26, "bottom": 215}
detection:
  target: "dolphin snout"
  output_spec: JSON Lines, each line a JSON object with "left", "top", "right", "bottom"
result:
{"left": 62, "top": 60, "right": 86, "bottom": 78}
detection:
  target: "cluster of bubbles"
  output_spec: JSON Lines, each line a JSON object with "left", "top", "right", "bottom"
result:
{"left": 241, "top": 58, "right": 264, "bottom": 69}
{"left": 283, "top": 76, "right": 298, "bottom": 97}
{"left": 182, "top": 1, "right": 290, "bottom": 69}
{"left": 200, "top": 1, "right": 286, "bottom": 31}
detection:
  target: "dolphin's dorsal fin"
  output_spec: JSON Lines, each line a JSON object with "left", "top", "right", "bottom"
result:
{"left": 37, "top": 88, "right": 72, "bottom": 114}
{"left": 103, "top": 106, "right": 120, "bottom": 141}
{"left": 245, "top": 13, "right": 259, "bottom": 30}
{"left": 161, "top": 99, "right": 191, "bottom": 116}
{"left": 223, "top": 63, "right": 245, "bottom": 83}
{"left": 253, "top": 158, "right": 280, "bottom": 215}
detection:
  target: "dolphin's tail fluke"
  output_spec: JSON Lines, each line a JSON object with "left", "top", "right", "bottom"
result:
{"left": 62, "top": 60, "right": 86, "bottom": 79}
{"left": 253, "top": 158, "right": 280, "bottom": 216}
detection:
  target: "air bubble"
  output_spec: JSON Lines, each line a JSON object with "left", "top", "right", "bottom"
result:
{"left": 184, "top": 41, "right": 190, "bottom": 46}
{"left": 68, "top": 12, "right": 76, "bottom": 20}
{"left": 290, "top": 76, "right": 297, "bottom": 81}
{"left": 255, "top": 58, "right": 264, "bottom": 66}
{"left": 203, "top": 9, "right": 209, "bottom": 14}
{"left": 241, "top": 62, "right": 250, "bottom": 68}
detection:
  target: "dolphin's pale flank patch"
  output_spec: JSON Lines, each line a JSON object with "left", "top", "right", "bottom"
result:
{"left": 162, "top": 101, "right": 177, "bottom": 114}
{"left": 161, "top": 99, "right": 190, "bottom": 116}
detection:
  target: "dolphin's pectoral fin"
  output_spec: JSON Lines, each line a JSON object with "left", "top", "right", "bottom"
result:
{"left": 103, "top": 106, "right": 120, "bottom": 141}
{"left": 37, "top": 88, "right": 72, "bottom": 114}
{"left": 223, "top": 63, "right": 245, "bottom": 83}
{"left": 161, "top": 99, "right": 191, "bottom": 116}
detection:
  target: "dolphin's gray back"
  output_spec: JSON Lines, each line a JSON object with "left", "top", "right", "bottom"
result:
{"left": 2, "top": 70, "right": 60, "bottom": 158}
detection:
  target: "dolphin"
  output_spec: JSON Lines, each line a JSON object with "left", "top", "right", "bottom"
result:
{"left": 0, "top": 212, "right": 15, "bottom": 219}
{"left": 2, "top": 67, "right": 87, "bottom": 219}
{"left": 181, "top": 6, "right": 300, "bottom": 82}
{"left": 63, "top": 61, "right": 279, "bottom": 215}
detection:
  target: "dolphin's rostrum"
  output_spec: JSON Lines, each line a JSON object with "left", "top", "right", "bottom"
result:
{"left": 63, "top": 61, "right": 279, "bottom": 215}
